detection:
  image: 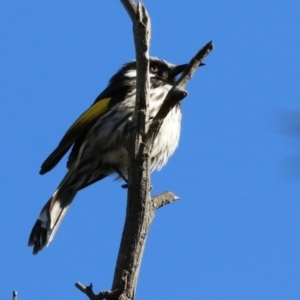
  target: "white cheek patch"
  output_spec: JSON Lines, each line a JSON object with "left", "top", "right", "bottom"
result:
{"left": 125, "top": 69, "right": 156, "bottom": 78}
{"left": 125, "top": 69, "right": 137, "bottom": 78}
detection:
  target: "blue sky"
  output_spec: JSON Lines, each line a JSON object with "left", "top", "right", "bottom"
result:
{"left": 1, "top": 1, "right": 300, "bottom": 299}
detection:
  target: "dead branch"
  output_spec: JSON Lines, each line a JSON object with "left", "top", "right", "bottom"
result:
{"left": 152, "top": 192, "right": 180, "bottom": 209}
{"left": 12, "top": 291, "right": 17, "bottom": 300}
{"left": 120, "top": 0, "right": 137, "bottom": 22}
{"left": 111, "top": 2, "right": 152, "bottom": 298}
{"left": 146, "top": 41, "right": 214, "bottom": 153}
{"left": 76, "top": 270, "right": 129, "bottom": 300}
{"left": 76, "top": 1, "right": 213, "bottom": 299}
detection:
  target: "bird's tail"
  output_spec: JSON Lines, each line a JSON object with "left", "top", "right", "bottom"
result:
{"left": 28, "top": 179, "right": 77, "bottom": 254}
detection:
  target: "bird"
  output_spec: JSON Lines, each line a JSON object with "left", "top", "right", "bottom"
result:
{"left": 28, "top": 57, "right": 202, "bottom": 254}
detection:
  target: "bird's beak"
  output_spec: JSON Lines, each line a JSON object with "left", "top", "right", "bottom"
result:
{"left": 170, "top": 63, "right": 205, "bottom": 77}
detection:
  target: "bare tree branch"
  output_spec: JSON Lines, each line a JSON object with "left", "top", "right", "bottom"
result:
{"left": 146, "top": 41, "right": 214, "bottom": 154}
{"left": 76, "top": 271, "right": 129, "bottom": 300}
{"left": 76, "top": 1, "right": 213, "bottom": 299}
{"left": 175, "top": 41, "right": 214, "bottom": 89}
{"left": 111, "top": 3, "right": 152, "bottom": 299}
{"left": 75, "top": 283, "right": 98, "bottom": 300}
{"left": 152, "top": 192, "right": 180, "bottom": 209}
{"left": 120, "top": 0, "right": 137, "bottom": 22}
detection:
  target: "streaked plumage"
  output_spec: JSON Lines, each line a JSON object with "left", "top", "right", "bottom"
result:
{"left": 28, "top": 57, "right": 190, "bottom": 254}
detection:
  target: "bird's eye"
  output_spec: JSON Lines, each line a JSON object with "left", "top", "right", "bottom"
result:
{"left": 150, "top": 65, "right": 159, "bottom": 73}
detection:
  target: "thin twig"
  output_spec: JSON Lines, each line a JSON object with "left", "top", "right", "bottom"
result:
{"left": 146, "top": 41, "right": 214, "bottom": 153}
{"left": 12, "top": 291, "right": 17, "bottom": 300}
{"left": 75, "top": 283, "right": 98, "bottom": 300}
{"left": 175, "top": 41, "right": 214, "bottom": 89}
{"left": 120, "top": 0, "right": 137, "bottom": 22}
{"left": 75, "top": 281, "right": 129, "bottom": 300}
{"left": 152, "top": 192, "right": 180, "bottom": 209}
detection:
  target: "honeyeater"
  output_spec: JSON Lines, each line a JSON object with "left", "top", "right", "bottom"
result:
{"left": 28, "top": 57, "right": 202, "bottom": 254}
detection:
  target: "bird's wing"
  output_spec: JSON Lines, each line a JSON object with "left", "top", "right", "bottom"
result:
{"left": 39, "top": 97, "right": 111, "bottom": 174}
{"left": 65, "top": 83, "right": 134, "bottom": 170}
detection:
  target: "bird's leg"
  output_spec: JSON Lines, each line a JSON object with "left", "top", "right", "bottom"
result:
{"left": 112, "top": 166, "right": 129, "bottom": 188}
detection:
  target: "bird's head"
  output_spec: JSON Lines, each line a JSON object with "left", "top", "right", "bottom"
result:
{"left": 110, "top": 57, "right": 204, "bottom": 85}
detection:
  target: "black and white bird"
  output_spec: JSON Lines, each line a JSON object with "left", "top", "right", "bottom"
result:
{"left": 28, "top": 57, "right": 201, "bottom": 254}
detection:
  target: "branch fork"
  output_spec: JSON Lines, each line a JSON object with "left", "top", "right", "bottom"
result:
{"left": 76, "top": 270, "right": 129, "bottom": 300}
{"left": 77, "top": 1, "right": 213, "bottom": 299}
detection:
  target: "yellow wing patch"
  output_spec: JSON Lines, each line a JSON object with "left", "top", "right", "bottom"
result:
{"left": 40, "top": 97, "right": 112, "bottom": 174}
{"left": 65, "top": 97, "right": 111, "bottom": 136}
